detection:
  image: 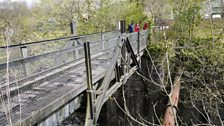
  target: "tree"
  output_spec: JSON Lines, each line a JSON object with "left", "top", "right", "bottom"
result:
{"left": 143, "top": 0, "right": 173, "bottom": 25}
{"left": 147, "top": 0, "right": 224, "bottom": 125}
{"left": 0, "top": 1, "right": 30, "bottom": 46}
{"left": 78, "top": 0, "right": 147, "bottom": 34}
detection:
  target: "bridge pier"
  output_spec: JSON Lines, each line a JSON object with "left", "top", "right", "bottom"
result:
{"left": 104, "top": 86, "right": 125, "bottom": 126}
{"left": 124, "top": 73, "right": 145, "bottom": 126}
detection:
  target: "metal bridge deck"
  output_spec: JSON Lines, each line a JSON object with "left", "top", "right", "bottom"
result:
{"left": 0, "top": 49, "right": 113, "bottom": 126}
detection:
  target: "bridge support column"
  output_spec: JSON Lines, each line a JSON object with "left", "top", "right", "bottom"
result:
{"left": 125, "top": 73, "right": 145, "bottom": 126}
{"left": 106, "top": 88, "right": 125, "bottom": 126}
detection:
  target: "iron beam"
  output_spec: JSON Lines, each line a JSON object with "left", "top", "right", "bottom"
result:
{"left": 84, "top": 42, "right": 95, "bottom": 126}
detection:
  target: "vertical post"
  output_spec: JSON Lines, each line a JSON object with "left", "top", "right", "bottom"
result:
{"left": 101, "top": 32, "right": 105, "bottom": 50}
{"left": 70, "top": 21, "right": 79, "bottom": 60}
{"left": 116, "top": 20, "right": 120, "bottom": 31}
{"left": 120, "top": 20, "right": 126, "bottom": 75}
{"left": 84, "top": 42, "right": 94, "bottom": 126}
{"left": 70, "top": 21, "right": 75, "bottom": 60}
{"left": 20, "top": 46, "right": 30, "bottom": 76}
{"left": 70, "top": 21, "right": 75, "bottom": 35}
{"left": 137, "top": 31, "right": 140, "bottom": 56}
{"left": 127, "top": 53, "right": 131, "bottom": 72}
{"left": 121, "top": 39, "right": 126, "bottom": 75}
{"left": 75, "top": 48, "right": 79, "bottom": 59}
{"left": 102, "top": 41, "right": 105, "bottom": 50}
{"left": 115, "top": 63, "right": 121, "bottom": 82}
{"left": 120, "top": 20, "right": 126, "bottom": 33}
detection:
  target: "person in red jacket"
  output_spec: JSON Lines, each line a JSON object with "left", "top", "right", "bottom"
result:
{"left": 143, "top": 21, "right": 148, "bottom": 30}
{"left": 134, "top": 23, "right": 140, "bottom": 32}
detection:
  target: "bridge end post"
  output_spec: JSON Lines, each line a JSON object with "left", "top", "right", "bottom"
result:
{"left": 120, "top": 20, "right": 126, "bottom": 33}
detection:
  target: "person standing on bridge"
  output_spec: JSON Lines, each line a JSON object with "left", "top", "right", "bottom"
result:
{"left": 134, "top": 22, "right": 140, "bottom": 32}
{"left": 128, "top": 22, "right": 134, "bottom": 33}
{"left": 143, "top": 21, "right": 148, "bottom": 30}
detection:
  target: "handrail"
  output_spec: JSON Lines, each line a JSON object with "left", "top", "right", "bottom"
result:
{"left": 0, "top": 36, "right": 84, "bottom": 49}
{"left": 0, "top": 37, "right": 119, "bottom": 68}
{"left": 0, "top": 38, "right": 118, "bottom": 69}
{"left": 0, "top": 30, "right": 118, "bottom": 49}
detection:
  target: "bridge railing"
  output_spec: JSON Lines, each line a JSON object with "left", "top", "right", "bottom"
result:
{"left": 127, "top": 30, "right": 148, "bottom": 53}
{"left": 0, "top": 30, "right": 147, "bottom": 97}
{"left": 0, "top": 31, "right": 118, "bottom": 87}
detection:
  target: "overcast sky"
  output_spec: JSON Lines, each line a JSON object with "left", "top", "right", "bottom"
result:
{"left": 0, "top": 0, "right": 38, "bottom": 7}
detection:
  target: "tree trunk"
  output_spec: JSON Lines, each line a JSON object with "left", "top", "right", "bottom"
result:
{"left": 163, "top": 66, "right": 183, "bottom": 126}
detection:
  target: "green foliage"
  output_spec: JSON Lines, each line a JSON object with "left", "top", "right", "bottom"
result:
{"left": 147, "top": 0, "right": 224, "bottom": 123}
{"left": 0, "top": 0, "right": 147, "bottom": 45}
{"left": 78, "top": 1, "right": 147, "bottom": 34}
{"left": 124, "top": 2, "right": 146, "bottom": 24}
{"left": 195, "top": 18, "right": 224, "bottom": 38}
{"left": 171, "top": 0, "right": 203, "bottom": 42}
{"left": 147, "top": 39, "right": 175, "bottom": 62}
{"left": 0, "top": 1, "right": 31, "bottom": 45}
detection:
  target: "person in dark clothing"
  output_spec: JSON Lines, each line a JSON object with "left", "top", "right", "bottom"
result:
{"left": 128, "top": 23, "right": 134, "bottom": 33}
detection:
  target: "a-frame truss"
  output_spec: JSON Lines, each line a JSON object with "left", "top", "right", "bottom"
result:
{"left": 84, "top": 26, "right": 147, "bottom": 126}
